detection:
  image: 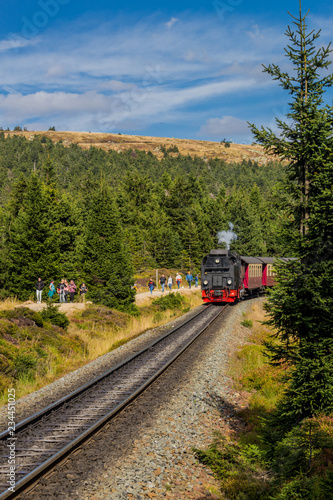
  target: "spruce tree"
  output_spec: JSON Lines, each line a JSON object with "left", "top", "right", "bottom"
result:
{"left": 250, "top": 3, "right": 333, "bottom": 425}
{"left": 6, "top": 174, "right": 61, "bottom": 299}
{"left": 81, "top": 186, "right": 135, "bottom": 309}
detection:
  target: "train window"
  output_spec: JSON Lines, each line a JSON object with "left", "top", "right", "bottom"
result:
{"left": 250, "top": 264, "right": 261, "bottom": 277}
{"left": 267, "top": 264, "right": 275, "bottom": 276}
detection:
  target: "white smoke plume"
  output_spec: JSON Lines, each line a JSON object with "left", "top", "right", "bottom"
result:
{"left": 216, "top": 222, "right": 237, "bottom": 250}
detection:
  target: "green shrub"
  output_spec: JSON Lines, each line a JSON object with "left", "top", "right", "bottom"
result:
{"left": 194, "top": 433, "right": 272, "bottom": 499}
{"left": 241, "top": 319, "right": 253, "bottom": 328}
{"left": 153, "top": 311, "right": 163, "bottom": 323}
{"left": 0, "top": 318, "right": 20, "bottom": 337}
{"left": 0, "top": 338, "right": 20, "bottom": 361}
{"left": 0, "top": 352, "right": 14, "bottom": 374}
{"left": 0, "top": 289, "right": 15, "bottom": 300}
{"left": 152, "top": 292, "right": 185, "bottom": 311}
{"left": 13, "top": 352, "right": 38, "bottom": 379}
{"left": 0, "top": 374, "right": 13, "bottom": 395}
{"left": 117, "top": 303, "right": 140, "bottom": 316}
{"left": 40, "top": 304, "right": 69, "bottom": 330}
{"left": 271, "top": 477, "right": 314, "bottom": 499}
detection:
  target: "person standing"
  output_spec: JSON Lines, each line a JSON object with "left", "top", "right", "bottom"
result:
{"left": 195, "top": 274, "right": 199, "bottom": 287}
{"left": 167, "top": 275, "right": 173, "bottom": 291}
{"left": 48, "top": 281, "right": 56, "bottom": 302}
{"left": 186, "top": 271, "right": 193, "bottom": 289}
{"left": 64, "top": 280, "right": 69, "bottom": 303}
{"left": 58, "top": 279, "right": 66, "bottom": 303}
{"left": 159, "top": 274, "right": 166, "bottom": 292}
{"left": 79, "top": 283, "right": 88, "bottom": 302}
{"left": 176, "top": 273, "right": 182, "bottom": 289}
{"left": 68, "top": 280, "right": 77, "bottom": 303}
{"left": 148, "top": 278, "right": 155, "bottom": 294}
{"left": 35, "top": 277, "right": 44, "bottom": 303}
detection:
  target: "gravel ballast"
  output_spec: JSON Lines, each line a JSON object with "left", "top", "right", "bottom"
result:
{"left": 18, "top": 298, "right": 262, "bottom": 500}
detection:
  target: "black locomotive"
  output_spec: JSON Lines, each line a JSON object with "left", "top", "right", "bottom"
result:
{"left": 201, "top": 249, "right": 278, "bottom": 303}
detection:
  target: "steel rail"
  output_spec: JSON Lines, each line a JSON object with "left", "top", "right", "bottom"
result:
{"left": 0, "top": 304, "right": 210, "bottom": 441}
{"left": 0, "top": 304, "right": 226, "bottom": 499}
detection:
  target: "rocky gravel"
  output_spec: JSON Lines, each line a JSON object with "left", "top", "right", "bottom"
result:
{"left": 19, "top": 298, "right": 262, "bottom": 500}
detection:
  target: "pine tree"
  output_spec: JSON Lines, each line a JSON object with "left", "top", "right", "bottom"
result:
{"left": 250, "top": 3, "right": 333, "bottom": 425}
{"left": 81, "top": 186, "right": 135, "bottom": 309}
{"left": 5, "top": 174, "right": 61, "bottom": 299}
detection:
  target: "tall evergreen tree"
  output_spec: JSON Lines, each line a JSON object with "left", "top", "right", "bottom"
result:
{"left": 250, "top": 3, "right": 333, "bottom": 426}
{"left": 5, "top": 174, "right": 61, "bottom": 299}
{"left": 81, "top": 186, "right": 135, "bottom": 309}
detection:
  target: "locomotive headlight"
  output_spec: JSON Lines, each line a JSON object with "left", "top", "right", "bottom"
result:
{"left": 227, "top": 278, "right": 232, "bottom": 285}
{"left": 203, "top": 280, "right": 208, "bottom": 285}
{"left": 215, "top": 259, "right": 220, "bottom": 264}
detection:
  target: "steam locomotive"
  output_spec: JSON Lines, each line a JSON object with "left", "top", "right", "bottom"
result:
{"left": 201, "top": 249, "right": 287, "bottom": 303}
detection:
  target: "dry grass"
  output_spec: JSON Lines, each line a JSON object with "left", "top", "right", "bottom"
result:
{"left": 67, "top": 292, "right": 202, "bottom": 362}
{"left": 230, "top": 300, "right": 285, "bottom": 411}
{"left": 5, "top": 130, "right": 274, "bottom": 165}
{"left": 0, "top": 297, "right": 21, "bottom": 311}
{"left": 0, "top": 292, "right": 203, "bottom": 403}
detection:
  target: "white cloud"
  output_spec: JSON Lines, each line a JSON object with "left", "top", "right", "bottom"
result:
{"left": 199, "top": 116, "right": 250, "bottom": 137}
{"left": 45, "top": 65, "right": 67, "bottom": 78}
{"left": 0, "top": 15, "right": 283, "bottom": 92}
{"left": 0, "top": 77, "right": 259, "bottom": 123}
{"left": 166, "top": 17, "right": 179, "bottom": 29}
{"left": 102, "top": 80, "right": 137, "bottom": 91}
{"left": 0, "top": 35, "right": 39, "bottom": 52}
{"left": 245, "top": 24, "right": 261, "bottom": 40}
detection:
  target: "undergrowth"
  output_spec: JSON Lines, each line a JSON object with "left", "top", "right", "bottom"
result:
{"left": 0, "top": 291, "right": 202, "bottom": 403}
{"left": 0, "top": 306, "right": 85, "bottom": 401}
{"left": 194, "top": 302, "right": 333, "bottom": 499}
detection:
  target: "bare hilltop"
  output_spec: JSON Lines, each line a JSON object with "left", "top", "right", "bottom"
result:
{"left": 5, "top": 130, "right": 273, "bottom": 165}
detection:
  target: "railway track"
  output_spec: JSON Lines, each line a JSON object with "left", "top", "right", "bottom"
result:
{"left": 0, "top": 303, "right": 226, "bottom": 499}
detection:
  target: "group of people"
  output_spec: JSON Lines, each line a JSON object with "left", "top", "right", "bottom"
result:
{"left": 35, "top": 277, "right": 88, "bottom": 304}
{"left": 185, "top": 272, "right": 199, "bottom": 289}
{"left": 147, "top": 272, "right": 199, "bottom": 294}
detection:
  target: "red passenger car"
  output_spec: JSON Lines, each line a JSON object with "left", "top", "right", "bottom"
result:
{"left": 241, "top": 256, "right": 263, "bottom": 292}
{"left": 256, "top": 256, "right": 276, "bottom": 288}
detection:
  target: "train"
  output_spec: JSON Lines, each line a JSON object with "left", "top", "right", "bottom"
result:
{"left": 201, "top": 249, "right": 292, "bottom": 304}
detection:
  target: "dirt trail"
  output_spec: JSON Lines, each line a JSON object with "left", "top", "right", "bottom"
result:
{"left": 18, "top": 301, "right": 89, "bottom": 313}
{"left": 135, "top": 286, "right": 200, "bottom": 302}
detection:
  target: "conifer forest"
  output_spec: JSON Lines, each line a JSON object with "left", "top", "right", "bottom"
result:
{"left": 0, "top": 131, "right": 287, "bottom": 306}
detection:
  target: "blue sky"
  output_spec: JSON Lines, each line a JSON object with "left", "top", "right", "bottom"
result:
{"left": 1, "top": 0, "right": 333, "bottom": 143}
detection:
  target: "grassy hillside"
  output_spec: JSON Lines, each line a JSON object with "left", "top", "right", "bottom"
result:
{"left": 5, "top": 130, "right": 274, "bottom": 164}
